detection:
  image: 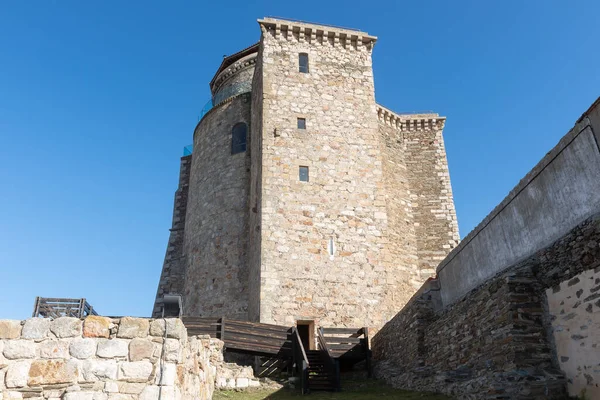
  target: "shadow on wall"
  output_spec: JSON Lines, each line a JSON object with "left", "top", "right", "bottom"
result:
{"left": 371, "top": 97, "right": 600, "bottom": 400}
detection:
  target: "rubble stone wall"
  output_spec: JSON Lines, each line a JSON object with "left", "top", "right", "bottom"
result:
{"left": 373, "top": 212, "right": 600, "bottom": 399}
{"left": 0, "top": 317, "right": 223, "bottom": 400}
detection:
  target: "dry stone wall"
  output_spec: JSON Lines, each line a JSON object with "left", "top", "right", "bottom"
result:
{"left": 0, "top": 317, "right": 223, "bottom": 400}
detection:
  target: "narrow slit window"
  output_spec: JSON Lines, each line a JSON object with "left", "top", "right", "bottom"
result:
{"left": 297, "top": 118, "right": 306, "bottom": 130}
{"left": 299, "top": 166, "right": 309, "bottom": 182}
{"left": 231, "top": 123, "right": 247, "bottom": 154}
{"left": 299, "top": 53, "right": 309, "bottom": 73}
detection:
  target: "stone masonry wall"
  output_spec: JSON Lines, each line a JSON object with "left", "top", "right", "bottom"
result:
{"left": 153, "top": 155, "right": 192, "bottom": 317}
{"left": 546, "top": 268, "right": 600, "bottom": 398}
{"left": 373, "top": 213, "right": 600, "bottom": 399}
{"left": 377, "top": 120, "right": 419, "bottom": 307}
{"left": 401, "top": 112, "right": 460, "bottom": 275}
{"left": 248, "top": 44, "right": 264, "bottom": 322}
{"left": 183, "top": 93, "right": 252, "bottom": 320}
{"left": 254, "top": 19, "right": 393, "bottom": 328}
{"left": 0, "top": 317, "right": 222, "bottom": 400}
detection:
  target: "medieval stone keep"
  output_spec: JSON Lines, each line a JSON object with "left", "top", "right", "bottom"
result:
{"left": 153, "top": 18, "right": 460, "bottom": 330}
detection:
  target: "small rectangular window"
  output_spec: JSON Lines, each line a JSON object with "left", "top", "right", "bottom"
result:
{"left": 299, "top": 166, "right": 309, "bottom": 182}
{"left": 297, "top": 118, "right": 306, "bottom": 130}
{"left": 299, "top": 53, "right": 309, "bottom": 73}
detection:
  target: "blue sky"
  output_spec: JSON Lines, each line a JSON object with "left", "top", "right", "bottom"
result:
{"left": 0, "top": 1, "right": 598, "bottom": 319}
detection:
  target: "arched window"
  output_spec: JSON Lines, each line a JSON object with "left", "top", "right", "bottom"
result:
{"left": 299, "top": 53, "right": 309, "bottom": 73}
{"left": 231, "top": 123, "right": 247, "bottom": 154}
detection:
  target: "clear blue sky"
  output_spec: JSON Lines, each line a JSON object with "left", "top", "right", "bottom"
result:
{"left": 1, "top": 1, "right": 598, "bottom": 319}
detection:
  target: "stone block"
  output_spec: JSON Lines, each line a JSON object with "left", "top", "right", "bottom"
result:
{"left": 0, "top": 321, "right": 22, "bottom": 339}
{"left": 129, "top": 338, "right": 154, "bottom": 361}
{"left": 63, "top": 393, "right": 107, "bottom": 400}
{"left": 27, "top": 359, "right": 78, "bottom": 386}
{"left": 80, "top": 359, "right": 118, "bottom": 382}
{"left": 154, "top": 363, "right": 177, "bottom": 386}
{"left": 4, "top": 361, "right": 31, "bottom": 388}
{"left": 96, "top": 339, "right": 128, "bottom": 358}
{"left": 50, "top": 317, "right": 82, "bottom": 338}
{"left": 104, "top": 381, "right": 119, "bottom": 392}
{"left": 117, "top": 382, "right": 147, "bottom": 394}
{"left": 70, "top": 338, "right": 97, "bottom": 359}
{"left": 118, "top": 361, "right": 153, "bottom": 382}
{"left": 83, "top": 316, "right": 111, "bottom": 338}
{"left": 3, "top": 340, "right": 37, "bottom": 359}
{"left": 108, "top": 395, "right": 136, "bottom": 400}
{"left": 236, "top": 377, "right": 249, "bottom": 388}
{"left": 117, "top": 317, "right": 149, "bottom": 339}
{"left": 139, "top": 386, "right": 177, "bottom": 400}
{"left": 249, "top": 379, "right": 260, "bottom": 387}
{"left": 149, "top": 319, "right": 186, "bottom": 339}
{"left": 21, "top": 318, "right": 51, "bottom": 340}
{"left": 163, "top": 338, "right": 181, "bottom": 363}
{"left": 39, "top": 339, "right": 70, "bottom": 359}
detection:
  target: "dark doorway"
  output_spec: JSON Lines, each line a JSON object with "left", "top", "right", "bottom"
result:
{"left": 296, "top": 320, "right": 315, "bottom": 350}
{"left": 298, "top": 324, "right": 310, "bottom": 350}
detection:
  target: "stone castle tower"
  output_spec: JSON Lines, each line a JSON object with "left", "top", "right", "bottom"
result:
{"left": 153, "top": 18, "right": 459, "bottom": 330}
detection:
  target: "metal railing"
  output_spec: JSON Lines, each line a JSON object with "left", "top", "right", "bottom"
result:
{"left": 32, "top": 297, "right": 98, "bottom": 319}
{"left": 199, "top": 81, "right": 252, "bottom": 121}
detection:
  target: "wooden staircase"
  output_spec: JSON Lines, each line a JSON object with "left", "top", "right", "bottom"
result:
{"left": 181, "top": 317, "right": 370, "bottom": 395}
{"left": 306, "top": 350, "right": 336, "bottom": 391}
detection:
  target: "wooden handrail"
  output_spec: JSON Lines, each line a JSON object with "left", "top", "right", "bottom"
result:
{"left": 317, "top": 327, "right": 341, "bottom": 391}
{"left": 292, "top": 327, "right": 310, "bottom": 394}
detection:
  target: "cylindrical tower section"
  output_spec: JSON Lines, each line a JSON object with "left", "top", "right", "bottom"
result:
{"left": 182, "top": 52, "right": 255, "bottom": 319}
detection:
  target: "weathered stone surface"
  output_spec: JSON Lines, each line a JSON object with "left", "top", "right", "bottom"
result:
{"left": 50, "top": 317, "right": 82, "bottom": 338}
{"left": 83, "top": 316, "right": 111, "bottom": 338}
{"left": 129, "top": 339, "right": 154, "bottom": 362}
{"left": 104, "top": 381, "right": 119, "bottom": 392}
{"left": 39, "top": 340, "right": 69, "bottom": 359}
{"left": 139, "top": 386, "right": 177, "bottom": 400}
{"left": 96, "top": 339, "right": 128, "bottom": 358}
{"left": 163, "top": 338, "right": 181, "bottom": 363}
{"left": 21, "top": 318, "right": 51, "bottom": 340}
{"left": 3, "top": 340, "right": 37, "bottom": 359}
{"left": 117, "top": 382, "right": 147, "bottom": 394}
{"left": 0, "top": 321, "right": 22, "bottom": 339}
{"left": 154, "top": 362, "right": 176, "bottom": 386}
{"left": 69, "top": 338, "right": 97, "bottom": 359}
{"left": 63, "top": 393, "right": 108, "bottom": 400}
{"left": 117, "top": 317, "right": 149, "bottom": 339}
{"left": 80, "top": 359, "right": 118, "bottom": 381}
{"left": 28, "top": 359, "right": 78, "bottom": 386}
{"left": 5, "top": 361, "right": 30, "bottom": 388}
{"left": 118, "top": 361, "right": 153, "bottom": 382}
{"left": 148, "top": 319, "right": 185, "bottom": 339}
{"left": 107, "top": 395, "right": 136, "bottom": 400}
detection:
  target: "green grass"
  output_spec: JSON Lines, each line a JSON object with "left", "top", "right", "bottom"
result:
{"left": 213, "top": 379, "right": 452, "bottom": 400}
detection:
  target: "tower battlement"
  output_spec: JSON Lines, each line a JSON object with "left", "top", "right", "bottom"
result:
{"left": 258, "top": 18, "right": 376, "bottom": 50}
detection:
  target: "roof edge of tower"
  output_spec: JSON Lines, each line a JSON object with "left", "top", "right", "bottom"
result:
{"left": 376, "top": 103, "right": 446, "bottom": 131}
{"left": 258, "top": 17, "right": 377, "bottom": 43}
{"left": 209, "top": 42, "right": 259, "bottom": 93}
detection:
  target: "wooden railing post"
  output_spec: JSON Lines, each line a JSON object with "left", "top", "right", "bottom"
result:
{"left": 363, "top": 327, "right": 372, "bottom": 378}
{"left": 220, "top": 317, "right": 225, "bottom": 341}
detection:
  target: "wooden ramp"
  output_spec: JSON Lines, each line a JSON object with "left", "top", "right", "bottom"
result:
{"left": 182, "top": 317, "right": 292, "bottom": 358}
